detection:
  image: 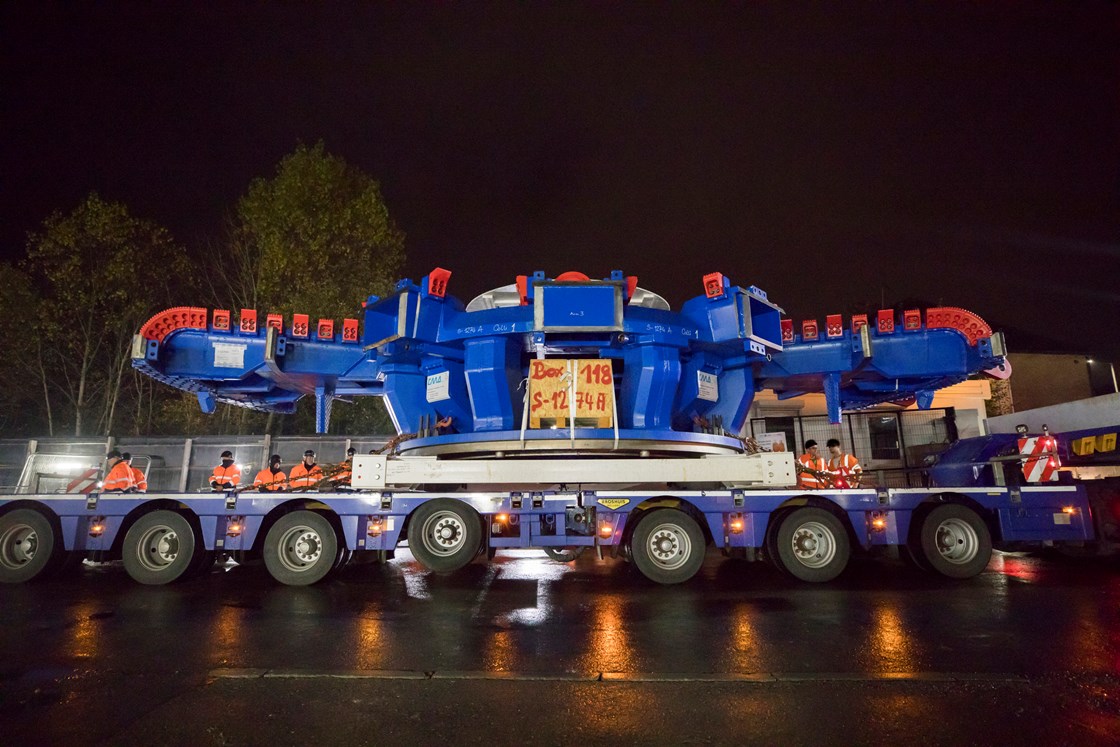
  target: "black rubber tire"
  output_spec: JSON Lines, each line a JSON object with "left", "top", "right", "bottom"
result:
{"left": 919, "top": 504, "right": 992, "bottom": 579}
{"left": 775, "top": 507, "right": 851, "bottom": 583}
{"left": 630, "top": 508, "right": 706, "bottom": 585}
{"left": 408, "top": 499, "right": 482, "bottom": 573}
{"left": 187, "top": 550, "right": 217, "bottom": 579}
{"left": 332, "top": 547, "right": 353, "bottom": 572}
{"left": 544, "top": 547, "right": 587, "bottom": 563}
{"left": 765, "top": 509, "right": 791, "bottom": 576}
{"left": 122, "top": 510, "right": 197, "bottom": 585}
{"left": 262, "top": 511, "right": 338, "bottom": 586}
{"left": 0, "top": 509, "right": 60, "bottom": 583}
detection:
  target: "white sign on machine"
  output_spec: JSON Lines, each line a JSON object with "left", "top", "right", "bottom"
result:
{"left": 426, "top": 370, "right": 451, "bottom": 402}
{"left": 697, "top": 371, "right": 719, "bottom": 402}
{"left": 212, "top": 342, "right": 247, "bottom": 369}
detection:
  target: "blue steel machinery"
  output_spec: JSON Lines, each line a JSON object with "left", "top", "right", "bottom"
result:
{"left": 132, "top": 269, "right": 1007, "bottom": 455}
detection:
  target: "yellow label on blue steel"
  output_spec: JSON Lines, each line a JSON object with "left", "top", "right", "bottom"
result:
{"left": 597, "top": 498, "right": 630, "bottom": 510}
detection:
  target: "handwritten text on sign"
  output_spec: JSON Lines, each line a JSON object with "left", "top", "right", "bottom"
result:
{"left": 528, "top": 359, "right": 614, "bottom": 428}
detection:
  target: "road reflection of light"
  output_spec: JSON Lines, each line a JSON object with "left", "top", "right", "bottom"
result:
{"left": 399, "top": 556, "right": 432, "bottom": 600}
{"left": 990, "top": 552, "right": 1041, "bottom": 583}
{"left": 355, "top": 610, "right": 385, "bottom": 670}
{"left": 491, "top": 550, "right": 569, "bottom": 627}
{"left": 483, "top": 630, "right": 517, "bottom": 672}
{"left": 867, "top": 604, "right": 917, "bottom": 672}
{"left": 728, "top": 603, "right": 755, "bottom": 669}
{"left": 65, "top": 601, "right": 100, "bottom": 660}
{"left": 578, "top": 593, "right": 636, "bottom": 673}
{"left": 207, "top": 603, "right": 245, "bottom": 667}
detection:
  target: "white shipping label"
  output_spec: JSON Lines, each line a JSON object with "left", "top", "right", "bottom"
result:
{"left": 697, "top": 371, "right": 719, "bottom": 402}
{"left": 426, "top": 371, "right": 451, "bottom": 402}
{"left": 212, "top": 342, "right": 247, "bottom": 369}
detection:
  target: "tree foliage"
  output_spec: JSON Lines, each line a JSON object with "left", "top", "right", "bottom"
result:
{"left": 22, "top": 193, "right": 193, "bottom": 436}
{"left": 2, "top": 144, "right": 406, "bottom": 438}
{"left": 217, "top": 141, "right": 405, "bottom": 319}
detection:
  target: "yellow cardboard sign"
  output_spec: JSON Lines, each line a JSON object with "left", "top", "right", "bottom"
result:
{"left": 528, "top": 359, "right": 614, "bottom": 428}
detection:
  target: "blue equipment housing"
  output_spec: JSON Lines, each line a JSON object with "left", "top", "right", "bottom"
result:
{"left": 133, "top": 269, "right": 1007, "bottom": 448}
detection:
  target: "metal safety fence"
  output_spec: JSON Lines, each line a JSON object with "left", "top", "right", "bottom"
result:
{"left": 0, "top": 435, "right": 391, "bottom": 495}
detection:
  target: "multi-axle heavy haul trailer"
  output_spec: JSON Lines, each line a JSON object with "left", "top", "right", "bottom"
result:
{"left": 0, "top": 268, "right": 1097, "bottom": 586}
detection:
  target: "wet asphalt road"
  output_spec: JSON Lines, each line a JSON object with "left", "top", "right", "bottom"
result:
{"left": 2, "top": 549, "right": 1119, "bottom": 745}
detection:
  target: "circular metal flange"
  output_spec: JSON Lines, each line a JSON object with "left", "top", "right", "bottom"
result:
{"left": 398, "top": 429, "right": 746, "bottom": 459}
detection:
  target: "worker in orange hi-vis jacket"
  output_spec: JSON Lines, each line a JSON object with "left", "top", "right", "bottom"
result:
{"left": 101, "top": 449, "right": 136, "bottom": 493}
{"left": 252, "top": 454, "right": 287, "bottom": 492}
{"left": 825, "top": 438, "right": 863, "bottom": 489}
{"left": 331, "top": 447, "right": 356, "bottom": 490}
{"left": 288, "top": 449, "right": 324, "bottom": 490}
{"left": 122, "top": 452, "right": 147, "bottom": 493}
{"left": 796, "top": 439, "right": 828, "bottom": 489}
{"left": 209, "top": 450, "right": 241, "bottom": 491}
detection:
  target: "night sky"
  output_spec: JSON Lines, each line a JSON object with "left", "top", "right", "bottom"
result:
{"left": 3, "top": 3, "right": 1118, "bottom": 357}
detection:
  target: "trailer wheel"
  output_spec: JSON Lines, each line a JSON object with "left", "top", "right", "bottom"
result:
{"left": 122, "top": 510, "right": 197, "bottom": 585}
{"left": 409, "top": 499, "right": 482, "bottom": 573}
{"left": 543, "top": 547, "right": 586, "bottom": 563}
{"left": 263, "top": 511, "right": 338, "bottom": 586}
{"left": 631, "top": 509, "right": 706, "bottom": 584}
{"left": 775, "top": 508, "right": 850, "bottom": 583}
{"left": 919, "top": 504, "right": 992, "bottom": 579}
{"left": 412, "top": 501, "right": 481, "bottom": 573}
{"left": 0, "top": 509, "right": 59, "bottom": 583}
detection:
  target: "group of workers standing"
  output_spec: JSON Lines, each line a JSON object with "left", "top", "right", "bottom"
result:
{"left": 796, "top": 438, "right": 863, "bottom": 489}
{"left": 100, "top": 447, "right": 358, "bottom": 493}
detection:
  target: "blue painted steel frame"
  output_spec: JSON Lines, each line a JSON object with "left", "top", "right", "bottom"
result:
{"left": 134, "top": 269, "right": 1006, "bottom": 435}
{"left": 6, "top": 482, "right": 1092, "bottom": 558}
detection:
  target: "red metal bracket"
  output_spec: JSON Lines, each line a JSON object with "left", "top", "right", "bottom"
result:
{"left": 317, "top": 319, "right": 334, "bottom": 340}
{"left": 703, "top": 272, "right": 726, "bottom": 299}
{"left": 826, "top": 314, "right": 843, "bottom": 338}
{"left": 239, "top": 309, "right": 258, "bottom": 334}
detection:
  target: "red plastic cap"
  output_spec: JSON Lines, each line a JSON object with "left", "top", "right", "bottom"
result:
{"left": 781, "top": 319, "right": 794, "bottom": 343}
{"left": 877, "top": 310, "right": 895, "bottom": 334}
{"left": 703, "top": 272, "right": 726, "bottom": 299}
{"left": 427, "top": 267, "right": 451, "bottom": 298}
{"left": 239, "top": 309, "right": 258, "bottom": 334}
{"left": 826, "top": 314, "right": 843, "bottom": 338}
{"left": 802, "top": 320, "right": 819, "bottom": 341}
{"left": 555, "top": 271, "right": 590, "bottom": 282}
{"left": 292, "top": 314, "right": 309, "bottom": 338}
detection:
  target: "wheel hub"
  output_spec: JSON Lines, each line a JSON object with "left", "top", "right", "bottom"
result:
{"left": 0, "top": 525, "right": 37, "bottom": 568}
{"left": 790, "top": 521, "right": 836, "bottom": 568}
{"left": 293, "top": 532, "right": 322, "bottom": 562}
{"left": 645, "top": 523, "right": 691, "bottom": 571}
{"left": 935, "top": 518, "right": 978, "bottom": 564}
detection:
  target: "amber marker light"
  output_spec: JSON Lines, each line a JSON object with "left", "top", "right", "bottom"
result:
{"left": 599, "top": 523, "right": 613, "bottom": 537}
{"left": 1062, "top": 506, "right": 1076, "bottom": 515}
{"left": 496, "top": 514, "right": 509, "bottom": 524}
{"left": 227, "top": 521, "right": 242, "bottom": 537}
{"left": 872, "top": 517, "right": 887, "bottom": 530}
{"left": 88, "top": 520, "right": 105, "bottom": 537}
{"left": 730, "top": 519, "right": 744, "bottom": 533}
